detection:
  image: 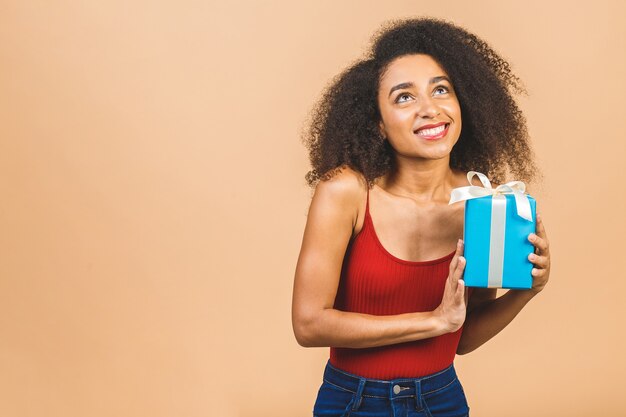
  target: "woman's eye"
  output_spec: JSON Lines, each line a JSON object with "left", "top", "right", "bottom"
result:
{"left": 395, "top": 93, "right": 412, "bottom": 103}
{"left": 433, "top": 86, "right": 449, "bottom": 95}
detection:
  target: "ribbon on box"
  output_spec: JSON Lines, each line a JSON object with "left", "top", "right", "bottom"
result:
{"left": 449, "top": 171, "right": 533, "bottom": 287}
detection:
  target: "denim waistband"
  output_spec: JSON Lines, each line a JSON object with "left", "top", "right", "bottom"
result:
{"left": 322, "top": 360, "right": 458, "bottom": 401}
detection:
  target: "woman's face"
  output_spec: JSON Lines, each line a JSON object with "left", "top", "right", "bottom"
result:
{"left": 377, "top": 54, "right": 462, "bottom": 161}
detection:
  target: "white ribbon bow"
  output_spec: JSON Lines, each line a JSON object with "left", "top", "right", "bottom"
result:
{"left": 448, "top": 171, "right": 533, "bottom": 222}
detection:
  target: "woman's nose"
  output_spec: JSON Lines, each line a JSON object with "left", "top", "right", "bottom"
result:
{"left": 416, "top": 96, "right": 440, "bottom": 118}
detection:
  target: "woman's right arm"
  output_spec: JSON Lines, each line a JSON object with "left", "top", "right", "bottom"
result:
{"left": 291, "top": 170, "right": 467, "bottom": 349}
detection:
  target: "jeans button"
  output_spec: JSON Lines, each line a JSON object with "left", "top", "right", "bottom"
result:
{"left": 393, "top": 384, "right": 401, "bottom": 395}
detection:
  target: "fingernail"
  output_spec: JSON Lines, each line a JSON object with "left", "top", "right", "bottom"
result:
{"left": 529, "top": 254, "right": 536, "bottom": 261}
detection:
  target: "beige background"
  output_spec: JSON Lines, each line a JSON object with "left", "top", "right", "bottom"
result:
{"left": 1, "top": 1, "right": 624, "bottom": 416}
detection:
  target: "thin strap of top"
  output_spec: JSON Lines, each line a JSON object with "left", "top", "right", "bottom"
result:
{"left": 365, "top": 186, "right": 370, "bottom": 217}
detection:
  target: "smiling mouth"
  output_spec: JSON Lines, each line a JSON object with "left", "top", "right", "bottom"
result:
{"left": 414, "top": 123, "right": 449, "bottom": 139}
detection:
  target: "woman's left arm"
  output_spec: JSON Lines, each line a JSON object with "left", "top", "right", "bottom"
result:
{"left": 456, "top": 213, "right": 551, "bottom": 355}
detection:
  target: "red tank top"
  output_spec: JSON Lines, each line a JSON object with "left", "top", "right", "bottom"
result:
{"left": 329, "top": 188, "right": 474, "bottom": 379}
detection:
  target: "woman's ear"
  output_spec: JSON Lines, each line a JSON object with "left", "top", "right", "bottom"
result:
{"left": 378, "top": 121, "right": 386, "bottom": 140}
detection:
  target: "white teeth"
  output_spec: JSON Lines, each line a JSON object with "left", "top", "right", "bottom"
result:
{"left": 416, "top": 124, "right": 446, "bottom": 136}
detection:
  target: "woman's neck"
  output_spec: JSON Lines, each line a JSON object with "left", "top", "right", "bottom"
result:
{"left": 377, "top": 156, "right": 457, "bottom": 203}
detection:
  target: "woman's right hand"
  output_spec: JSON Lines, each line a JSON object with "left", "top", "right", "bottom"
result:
{"left": 433, "top": 239, "right": 468, "bottom": 333}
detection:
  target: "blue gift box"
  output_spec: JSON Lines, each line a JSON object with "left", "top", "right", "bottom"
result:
{"left": 449, "top": 171, "right": 537, "bottom": 290}
{"left": 463, "top": 194, "right": 536, "bottom": 289}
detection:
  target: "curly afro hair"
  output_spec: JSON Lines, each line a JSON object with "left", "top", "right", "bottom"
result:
{"left": 302, "top": 17, "right": 540, "bottom": 188}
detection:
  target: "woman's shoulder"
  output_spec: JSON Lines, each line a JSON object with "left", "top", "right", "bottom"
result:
{"left": 313, "top": 166, "right": 369, "bottom": 201}
{"left": 311, "top": 166, "right": 369, "bottom": 233}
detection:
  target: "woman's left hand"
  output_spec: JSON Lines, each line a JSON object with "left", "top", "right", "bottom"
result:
{"left": 527, "top": 213, "right": 551, "bottom": 295}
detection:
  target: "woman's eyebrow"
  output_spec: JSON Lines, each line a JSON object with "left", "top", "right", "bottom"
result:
{"left": 430, "top": 75, "right": 451, "bottom": 84}
{"left": 388, "top": 82, "right": 414, "bottom": 97}
{"left": 388, "top": 76, "right": 452, "bottom": 97}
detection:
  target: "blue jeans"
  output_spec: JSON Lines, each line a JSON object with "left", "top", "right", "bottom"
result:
{"left": 313, "top": 360, "right": 470, "bottom": 417}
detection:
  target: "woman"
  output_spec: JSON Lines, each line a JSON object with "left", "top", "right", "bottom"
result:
{"left": 292, "top": 17, "right": 551, "bottom": 417}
